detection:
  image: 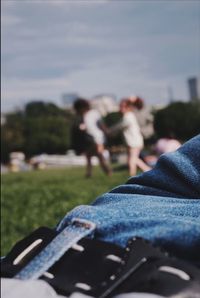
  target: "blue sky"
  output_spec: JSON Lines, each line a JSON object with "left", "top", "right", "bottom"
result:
{"left": 1, "top": 0, "right": 200, "bottom": 111}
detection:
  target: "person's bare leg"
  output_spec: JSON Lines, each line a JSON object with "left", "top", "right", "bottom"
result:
{"left": 128, "top": 147, "right": 151, "bottom": 175}
{"left": 85, "top": 152, "right": 92, "bottom": 177}
{"left": 136, "top": 157, "right": 151, "bottom": 172}
{"left": 96, "top": 144, "right": 112, "bottom": 176}
{"left": 127, "top": 147, "right": 138, "bottom": 176}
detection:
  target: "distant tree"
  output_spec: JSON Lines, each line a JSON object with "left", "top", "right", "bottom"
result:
{"left": 153, "top": 101, "right": 200, "bottom": 141}
{"left": 1, "top": 101, "right": 75, "bottom": 163}
{"left": 25, "top": 101, "right": 65, "bottom": 117}
{"left": 1, "top": 112, "right": 25, "bottom": 163}
{"left": 23, "top": 116, "right": 71, "bottom": 156}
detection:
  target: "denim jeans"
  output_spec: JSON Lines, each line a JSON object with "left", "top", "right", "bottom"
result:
{"left": 57, "top": 134, "right": 200, "bottom": 264}
{"left": 2, "top": 136, "right": 200, "bottom": 298}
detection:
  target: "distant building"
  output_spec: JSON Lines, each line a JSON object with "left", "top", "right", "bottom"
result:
{"left": 188, "top": 77, "right": 200, "bottom": 102}
{"left": 90, "top": 94, "right": 118, "bottom": 116}
{"left": 167, "top": 86, "right": 174, "bottom": 104}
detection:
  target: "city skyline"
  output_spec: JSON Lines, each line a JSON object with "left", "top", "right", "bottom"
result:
{"left": 2, "top": 0, "right": 200, "bottom": 112}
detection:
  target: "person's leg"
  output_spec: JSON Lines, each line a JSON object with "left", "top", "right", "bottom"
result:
{"left": 127, "top": 147, "right": 138, "bottom": 176}
{"left": 96, "top": 144, "right": 112, "bottom": 176}
{"left": 128, "top": 147, "right": 151, "bottom": 176}
{"left": 85, "top": 152, "right": 92, "bottom": 177}
{"left": 136, "top": 154, "right": 152, "bottom": 172}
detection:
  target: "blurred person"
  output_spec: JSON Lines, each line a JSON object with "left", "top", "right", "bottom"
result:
{"left": 154, "top": 137, "right": 181, "bottom": 156}
{"left": 137, "top": 135, "right": 181, "bottom": 169}
{"left": 109, "top": 97, "right": 151, "bottom": 176}
{"left": 73, "top": 98, "right": 112, "bottom": 177}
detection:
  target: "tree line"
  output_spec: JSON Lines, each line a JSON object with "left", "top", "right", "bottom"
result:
{"left": 1, "top": 100, "right": 200, "bottom": 163}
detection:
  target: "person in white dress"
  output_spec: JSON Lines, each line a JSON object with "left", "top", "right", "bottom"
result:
{"left": 109, "top": 97, "right": 151, "bottom": 176}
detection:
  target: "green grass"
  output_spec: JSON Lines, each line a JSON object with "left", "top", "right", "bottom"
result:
{"left": 1, "top": 166, "right": 129, "bottom": 255}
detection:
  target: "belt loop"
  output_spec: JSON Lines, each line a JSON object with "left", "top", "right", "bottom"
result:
{"left": 15, "top": 218, "right": 96, "bottom": 280}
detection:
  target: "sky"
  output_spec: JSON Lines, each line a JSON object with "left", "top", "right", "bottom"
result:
{"left": 1, "top": 0, "right": 200, "bottom": 112}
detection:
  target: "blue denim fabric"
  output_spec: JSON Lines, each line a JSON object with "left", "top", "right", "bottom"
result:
{"left": 57, "top": 135, "right": 200, "bottom": 263}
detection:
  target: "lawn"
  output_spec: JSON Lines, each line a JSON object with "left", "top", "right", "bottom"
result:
{"left": 1, "top": 166, "right": 129, "bottom": 255}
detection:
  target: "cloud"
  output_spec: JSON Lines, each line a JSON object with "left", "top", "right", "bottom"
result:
{"left": 45, "top": 0, "right": 109, "bottom": 7}
{"left": 1, "top": 76, "right": 71, "bottom": 111}
{"left": 1, "top": 14, "right": 21, "bottom": 27}
{"left": 1, "top": 0, "right": 200, "bottom": 111}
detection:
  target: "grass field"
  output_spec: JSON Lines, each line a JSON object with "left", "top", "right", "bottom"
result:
{"left": 1, "top": 166, "right": 129, "bottom": 255}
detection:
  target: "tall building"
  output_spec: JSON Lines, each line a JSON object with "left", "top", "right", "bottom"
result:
{"left": 167, "top": 86, "right": 174, "bottom": 103}
{"left": 188, "top": 77, "right": 200, "bottom": 102}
